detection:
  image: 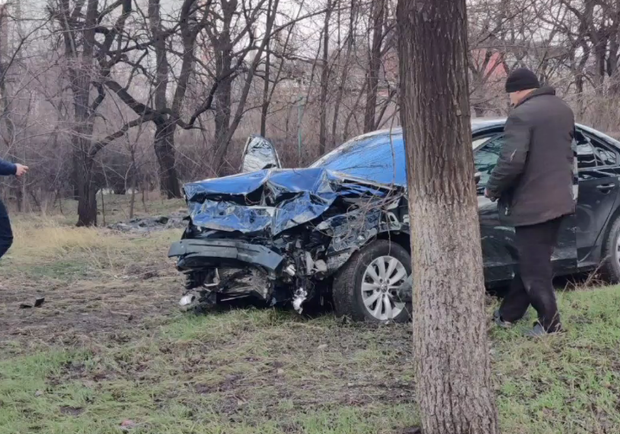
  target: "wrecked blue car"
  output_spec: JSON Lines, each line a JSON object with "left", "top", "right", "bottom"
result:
{"left": 170, "top": 122, "right": 620, "bottom": 322}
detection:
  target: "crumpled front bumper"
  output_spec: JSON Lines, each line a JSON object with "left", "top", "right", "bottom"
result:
{"left": 168, "top": 239, "right": 284, "bottom": 271}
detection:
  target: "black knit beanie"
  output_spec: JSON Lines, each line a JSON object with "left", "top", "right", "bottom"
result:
{"left": 505, "top": 68, "right": 540, "bottom": 93}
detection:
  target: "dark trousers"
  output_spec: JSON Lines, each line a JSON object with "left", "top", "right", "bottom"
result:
{"left": 499, "top": 217, "right": 563, "bottom": 332}
{"left": 0, "top": 199, "right": 13, "bottom": 260}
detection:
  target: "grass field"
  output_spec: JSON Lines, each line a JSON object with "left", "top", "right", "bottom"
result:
{"left": 1, "top": 199, "right": 619, "bottom": 434}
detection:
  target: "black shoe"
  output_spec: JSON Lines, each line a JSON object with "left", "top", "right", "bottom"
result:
{"left": 493, "top": 310, "right": 512, "bottom": 328}
{"left": 524, "top": 322, "right": 563, "bottom": 337}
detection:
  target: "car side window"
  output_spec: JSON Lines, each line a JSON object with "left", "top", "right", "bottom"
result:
{"left": 589, "top": 135, "right": 618, "bottom": 167}
{"left": 576, "top": 141, "right": 598, "bottom": 169}
{"left": 474, "top": 135, "right": 504, "bottom": 187}
{"left": 577, "top": 133, "right": 619, "bottom": 169}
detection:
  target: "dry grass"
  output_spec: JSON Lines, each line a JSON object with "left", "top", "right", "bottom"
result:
{"left": 5, "top": 214, "right": 182, "bottom": 280}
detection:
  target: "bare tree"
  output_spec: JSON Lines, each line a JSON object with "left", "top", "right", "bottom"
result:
{"left": 363, "top": 0, "right": 386, "bottom": 132}
{"left": 208, "top": 0, "right": 282, "bottom": 175}
{"left": 397, "top": 0, "right": 499, "bottom": 432}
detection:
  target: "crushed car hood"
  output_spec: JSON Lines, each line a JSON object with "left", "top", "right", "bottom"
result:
{"left": 183, "top": 168, "right": 399, "bottom": 236}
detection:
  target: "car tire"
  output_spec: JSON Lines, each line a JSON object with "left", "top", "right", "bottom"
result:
{"left": 601, "top": 216, "right": 620, "bottom": 283}
{"left": 332, "top": 239, "right": 412, "bottom": 323}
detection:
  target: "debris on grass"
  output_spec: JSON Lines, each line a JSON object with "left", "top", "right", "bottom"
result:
{"left": 60, "top": 406, "right": 83, "bottom": 416}
{"left": 107, "top": 212, "right": 186, "bottom": 233}
{"left": 19, "top": 297, "right": 45, "bottom": 309}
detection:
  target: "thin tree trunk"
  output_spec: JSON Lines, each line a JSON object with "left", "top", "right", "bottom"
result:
{"left": 364, "top": 0, "right": 385, "bottom": 133}
{"left": 76, "top": 150, "right": 98, "bottom": 226}
{"left": 318, "top": 0, "right": 332, "bottom": 155}
{"left": 344, "top": 80, "right": 367, "bottom": 139}
{"left": 100, "top": 188, "right": 106, "bottom": 226}
{"left": 142, "top": 185, "right": 148, "bottom": 213}
{"left": 397, "top": 0, "right": 499, "bottom": 433}
{"left": 129, "top": 181, "right": 136, "bottom": 219}
{"left": 58, "top": 190, "right": 64, "bottom": 215}
{"left": 332, "top": 0, "right": 356, "bottom": 147}
{"left": 129, "top": 149, "right": 137, "bottom": 219}
{"left": 260, "top": 0, "right": 274, "bottom": 137}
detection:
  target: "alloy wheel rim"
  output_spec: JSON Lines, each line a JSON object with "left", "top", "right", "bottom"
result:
{"left": 361, "top": 255, "right": 408, "bottom": 320}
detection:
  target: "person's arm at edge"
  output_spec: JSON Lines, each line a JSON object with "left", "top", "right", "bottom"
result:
{"left": 485, "top": 111, "right": 531, "bottom": 199}
{"left": 0, "top": 158, "right": 17, "bottom": 176}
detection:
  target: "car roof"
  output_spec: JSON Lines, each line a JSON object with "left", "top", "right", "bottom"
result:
{"left": 363, "top": 118, "right": 618, "bottom": 145}
{"left": 359, "top": 118, "right": 506, "bottom": 139}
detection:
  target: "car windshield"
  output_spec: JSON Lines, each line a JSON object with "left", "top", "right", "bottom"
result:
{"left": 310, "top": 131, "right": 491, "bottom": 186}
{"left": 310, "top": 132, "right": 406, "bottom": 185}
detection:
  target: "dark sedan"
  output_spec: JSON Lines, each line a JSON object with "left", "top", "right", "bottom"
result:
{"left": 169, "top": 119, "right": 620, "bottom": 322}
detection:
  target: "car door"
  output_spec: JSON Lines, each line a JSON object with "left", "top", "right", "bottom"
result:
{"left": 473, "top": 133, "right": 519, "bottom": 283}
{"left": 240, "top": 135, "right": 282, "bottom": 173}
{"left": 574, "top": 130, "right": 620, "bottom": 265}
{"left": 473, "top": 131, "right": 578, "bottom": 284}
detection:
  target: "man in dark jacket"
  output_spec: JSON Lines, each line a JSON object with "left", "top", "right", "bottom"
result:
{"left": 0, "top": 158, "right": 28, "bottom": 260}
{"left": 485, "top": 68, "right": 576, "bottom": 336}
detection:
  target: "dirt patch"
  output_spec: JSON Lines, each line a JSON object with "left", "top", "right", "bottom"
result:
{"left": 0, "top": 268, "right": 182, "bottom": 349}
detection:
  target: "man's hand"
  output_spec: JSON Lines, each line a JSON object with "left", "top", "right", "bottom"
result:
{"left": 15, "top": 164, "right": 28, "bottom": 177}
{"left": 484, "top": 188, "right": 497, "bottom": 202}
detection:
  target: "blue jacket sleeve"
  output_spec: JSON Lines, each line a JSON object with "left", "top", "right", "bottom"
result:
{"left": 0, "top": 158, "right": 17, "bottom": 176}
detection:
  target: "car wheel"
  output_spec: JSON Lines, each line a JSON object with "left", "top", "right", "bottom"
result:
{"left": 601, "top": 216, "right": 620, "bottom": 283}
{"left": 332, "top": 239, "right": 411, "bottom": 323}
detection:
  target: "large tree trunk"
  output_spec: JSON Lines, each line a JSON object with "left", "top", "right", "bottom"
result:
{"left": 213, "top": 52, "right": 233, "bottom": 175}
{"left": 76, "top": 146, "right": 97, "bottom": 227}
{"left": 154, "top": 121, "right": 181, "bottom": 199}
{"left": 74, "top": 0, "right": 98, "bottom": 227}
{"left": 363, "top": 0, "right": 385, "bottom": 133}
{"left": 213, "top": 73, "right": 232, "bottom": 174}
{"left": 397, "top": 1, "right": 499, "bottom": 433}
{"left": 211, "top": 0, "right": 235, "bottom": 176}
{"left": 148, "top": 0, "right": 182, "bottom": 198}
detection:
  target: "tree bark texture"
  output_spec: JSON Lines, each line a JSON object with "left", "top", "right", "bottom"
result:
{"left": 154, "top": 122, "right": 181, "bottom": 199}
{"left": 74, "top": 0, "right": 99, "bottom": 227}
{"left": 397, "top": 1, "right": 499, "bottom": 433}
